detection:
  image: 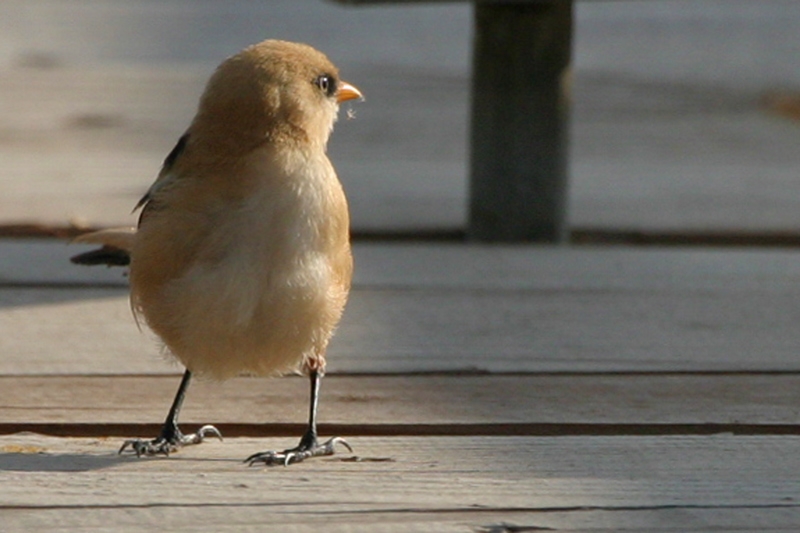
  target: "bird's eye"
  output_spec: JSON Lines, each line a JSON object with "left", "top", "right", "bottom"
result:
{"left": 314, "top": 74, "right": 337, "bottom": 97}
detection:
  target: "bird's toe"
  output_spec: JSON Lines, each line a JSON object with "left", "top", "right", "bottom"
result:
{"left": 245, "top": 436, "right": 352, "bottom": 467}
{"left": 178, "top": 424, "right": 224, "bottom": 446}
{"left": 118, "top": 425, "right": 222, "bottom": 457}
{"left": 118, "top": 438, "right": 175, "bottom": 457}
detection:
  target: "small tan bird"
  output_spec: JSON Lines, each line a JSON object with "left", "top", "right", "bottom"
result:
{"left": 72, "top": 39, "right": 362, "bottom": 466}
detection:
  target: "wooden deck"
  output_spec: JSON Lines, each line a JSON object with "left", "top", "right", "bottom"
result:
{"left": 2, "top": 2, "right": 800, "bottom": 530}
{"left": 2, "top": 241, "right": 800, "bottom": 531}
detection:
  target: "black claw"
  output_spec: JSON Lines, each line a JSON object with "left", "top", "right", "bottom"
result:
{"left": 182, "top": 424, "right": 224, "bottom": 445}
{"left": 118, "top": 425, "right": 223, "bottom": 457}
{"left": 118, "top": 438, "right": 173, "bottom": 457}
{"left": 245, "top": 436, "right": 352, "bottom": 467}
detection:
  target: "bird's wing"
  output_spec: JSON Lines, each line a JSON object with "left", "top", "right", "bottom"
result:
{"left": 71, "top": 133, "right": 190, "bottom": 267}
{"left": 134, "top": 132, "right": 190, "bottom": 226}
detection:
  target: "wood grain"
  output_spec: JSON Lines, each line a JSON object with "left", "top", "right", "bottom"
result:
{"left": 4, "top": 241, "right": 800, "bottom": 531}
{"left": 4, "top": 283, "right": 800, "bottom": 375}
{"left": 1, "top": 434, "right": 798, "bottom": 532}
{"left": 7, "top": 241, "right": 800, "bottom": 375}
{"left": 1, "top": 374, "right": 799, "bottom": 427}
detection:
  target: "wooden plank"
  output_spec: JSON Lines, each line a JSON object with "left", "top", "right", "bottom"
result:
{"left": 4, "top": 508, "right": 799, "bottom": 533}
{"left": 0, "top": 65, "right": 202, "bottom": 229}
{"left": 333, "top": 0, "right": 682, "bottom": 3}
{"left": 8, "top": 240, "right": 800, "bottom": 292}
{"left": 351, "top": 244, "right": 800, "bottom": 292}
{"left": 6, "top": 243, "right": 800, "bottom": 375}
{"left": 0, "top": 240, "right": 128, "bottom": 286}
{"left": 3, "top": 282, "right": 800, "bottom": 375}
{"left": 1, "top": 374, "right": 799, "bottom": 427}
{"left": 334, "top": 1, "right": 555, "bottom": 4}
{"left": 468, "top": 1, "right": 572, "bottom": 242}
{"left": 0, "top": 57, "right": 470, "bottom": 235}
{"left": 1, "top": 434, "right": 798, "bottom": 531}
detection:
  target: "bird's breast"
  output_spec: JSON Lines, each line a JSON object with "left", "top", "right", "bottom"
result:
{"left": 129, "top": 149, "right": 352, "bottom": 378}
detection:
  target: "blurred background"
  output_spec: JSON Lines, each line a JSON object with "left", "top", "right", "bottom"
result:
{"left": 1, "top": 0, "right": 800, "bottom": 238}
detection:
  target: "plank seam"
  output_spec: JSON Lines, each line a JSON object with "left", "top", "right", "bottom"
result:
{"left": 0, "top": 502, "right": 798, "bottom": 513}
{"left": 4, "top": 423, "right": 800, "bottom": 438}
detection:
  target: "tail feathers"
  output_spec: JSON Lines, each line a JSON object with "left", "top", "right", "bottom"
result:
{"left": 70, "top": 246, "right": 130, "bottom": 266}
{"left": 70, "top": 227, "right": 136, "bottom": 267}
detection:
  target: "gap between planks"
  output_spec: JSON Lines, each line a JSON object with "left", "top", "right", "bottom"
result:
{"left": 2, "top": 422, "right": 800, "bottom": 439}
{"left": 2, "top": 373, "right": 800, "bottom": 438}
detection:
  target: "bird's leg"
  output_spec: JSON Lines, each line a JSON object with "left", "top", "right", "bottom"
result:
{"left": 119, "top": 369, "right": 222, "bottom": 457}
{"left": 245, "top": 369, "right": 351, "bottom": 466}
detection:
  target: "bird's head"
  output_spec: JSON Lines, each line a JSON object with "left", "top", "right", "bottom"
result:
{"left": 191, "top": 40, "right": 362, "bottom": 154}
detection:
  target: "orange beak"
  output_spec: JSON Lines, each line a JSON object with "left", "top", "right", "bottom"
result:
{"left": 336, "top": 81, "right": 363, "bottom": 103}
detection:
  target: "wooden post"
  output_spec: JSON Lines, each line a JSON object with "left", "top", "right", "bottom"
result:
{"left": 468, "top": 1, "right": 573, "bottom": 242}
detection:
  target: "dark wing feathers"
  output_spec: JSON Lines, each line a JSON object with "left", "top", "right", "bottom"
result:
{"left": 134, "top": 132, "right": 189, "bottom": 218}
{"left": 71, "top": 134, "right": 189, "bottom": 268}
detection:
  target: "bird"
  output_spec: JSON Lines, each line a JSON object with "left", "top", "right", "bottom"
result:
{"left": 71, "top": 39, "right": 362, "bottom": 466}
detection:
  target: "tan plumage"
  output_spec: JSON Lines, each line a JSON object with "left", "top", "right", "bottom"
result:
{"left": 72, "top": 39, "right": 362, "bottom": 464}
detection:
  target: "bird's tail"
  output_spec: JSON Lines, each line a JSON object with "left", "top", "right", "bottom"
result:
{"left": 70, "top": 227, "right": 136, "bottom": 267}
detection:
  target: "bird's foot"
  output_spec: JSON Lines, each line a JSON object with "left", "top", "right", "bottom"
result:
{"left": 245, "top": 436, "right": 352, "bottom": 467}
{"left": 118, "top": 424, "right": 223, "bottom": 457}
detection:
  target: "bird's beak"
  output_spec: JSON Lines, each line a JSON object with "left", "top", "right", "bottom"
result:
{"left": 337, "top": 81, "right": 363, "bottom": 103}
